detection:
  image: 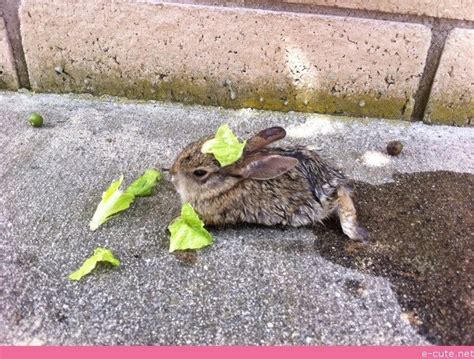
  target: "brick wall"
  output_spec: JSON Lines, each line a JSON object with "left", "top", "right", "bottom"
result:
{"left": 1, "top": 0, "right": 472, "bottom": 125}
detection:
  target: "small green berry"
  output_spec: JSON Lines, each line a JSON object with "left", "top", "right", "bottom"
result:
{"left": 28, "top": 113, "right": 44, "bottom": 128}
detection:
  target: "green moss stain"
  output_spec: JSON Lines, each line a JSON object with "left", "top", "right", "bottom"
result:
{"left": 425, "top": 99, "right": 473, "bottom": 126}
{"left": 0, "top": 72, "right": 19, "bottom": 90}
{"left": 242, "top": 91, "right": 412, "bottom": 121}
{"left": 33, "top": 67, "right": 417, "bottom": 120}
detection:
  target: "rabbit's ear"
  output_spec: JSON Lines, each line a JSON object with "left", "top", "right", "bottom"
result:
{"left": 232, "top": 154, "right": 298, "bottom": 180}
{"left": 246, "top": 127, "right": 286, "bottom": 152}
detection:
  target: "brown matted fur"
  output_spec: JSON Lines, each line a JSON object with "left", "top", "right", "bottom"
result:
{"left": 170, "top": 127, "right": 368, "bottom": 240}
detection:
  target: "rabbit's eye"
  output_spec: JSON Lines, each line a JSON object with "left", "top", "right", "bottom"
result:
{"left": 193, "top": 169, "right": 208, "bottom": 178}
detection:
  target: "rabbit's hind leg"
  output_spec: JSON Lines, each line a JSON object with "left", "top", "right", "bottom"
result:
{"left": 336, "top": 186, "right": 369, "bottom": 241}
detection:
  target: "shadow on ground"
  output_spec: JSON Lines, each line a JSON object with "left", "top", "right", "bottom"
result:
{"left": 313, "top": 171, "right": 473, "bottom": 345}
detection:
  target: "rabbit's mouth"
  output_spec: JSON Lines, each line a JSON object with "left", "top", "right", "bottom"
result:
{"left": 170, "top": 175, "right": 179, "bottom": 192}
{"left": 170, "top": 175, "right": 188, "bottom": 202}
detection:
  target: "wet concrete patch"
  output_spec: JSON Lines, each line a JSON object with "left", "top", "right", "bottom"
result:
{"left": 313, "top": 171, "right": 473, "bottom": 345}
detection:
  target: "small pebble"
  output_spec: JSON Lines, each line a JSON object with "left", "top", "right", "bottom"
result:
{"left": 387, "top": 141, "right": 403, "bottom": 156}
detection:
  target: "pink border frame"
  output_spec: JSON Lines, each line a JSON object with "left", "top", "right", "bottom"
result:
{"left": 2, "top": 346, "right": 474, "bottom": 359}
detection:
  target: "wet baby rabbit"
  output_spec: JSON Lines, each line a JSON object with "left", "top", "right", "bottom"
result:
{"left": 170, "top": 127, "right": 368, "bottom": 241}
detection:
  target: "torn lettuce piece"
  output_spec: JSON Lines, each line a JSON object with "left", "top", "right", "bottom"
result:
{"left": 89, "top": 169, "right": 162, "bottom": 231}
{"left": 89, "top": 176, "right": 135, "bottom": 231}
{"left": 201, "top": 124, "right": 247, "bottom": 167}
{"left": 69, "top": 248, "right": 120, "bottom": 281}
{"left": 168, "top": 203, "right": 214, "bottom": 252}
{"left": 126, "top": 169, "right": 162, "bottom": 197}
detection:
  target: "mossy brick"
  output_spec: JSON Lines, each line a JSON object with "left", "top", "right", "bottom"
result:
{"left": 19, "top": 0, "right": 431, "bottom": 119}
{"left": 424, "top": 28, "right": 474, "bottom": 126}
{"left": 0, "top": 17, "right": 19, "bottom": 90}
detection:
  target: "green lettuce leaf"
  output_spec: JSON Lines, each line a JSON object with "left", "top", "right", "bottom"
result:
{"left": 168, "top": 203, "right": 214, "bottom": 252}
{"left": 126, "top": 169, "right": 161, "bottom": 197}
{"left": 89, "top": 169, "right": 162, "bottom": 231}
{"left": 201, "top": 124, "right": 247, "bottom": 167}
{"left": 89, "top": 176, "right": 135, "bottom": 231}
{"left": 69, "top": 248, "right": 120, "bottom": 281}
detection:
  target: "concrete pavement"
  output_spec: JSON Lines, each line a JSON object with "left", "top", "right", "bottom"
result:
{"left": 1, "top": 91, "right": 472, "bottom": 345}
